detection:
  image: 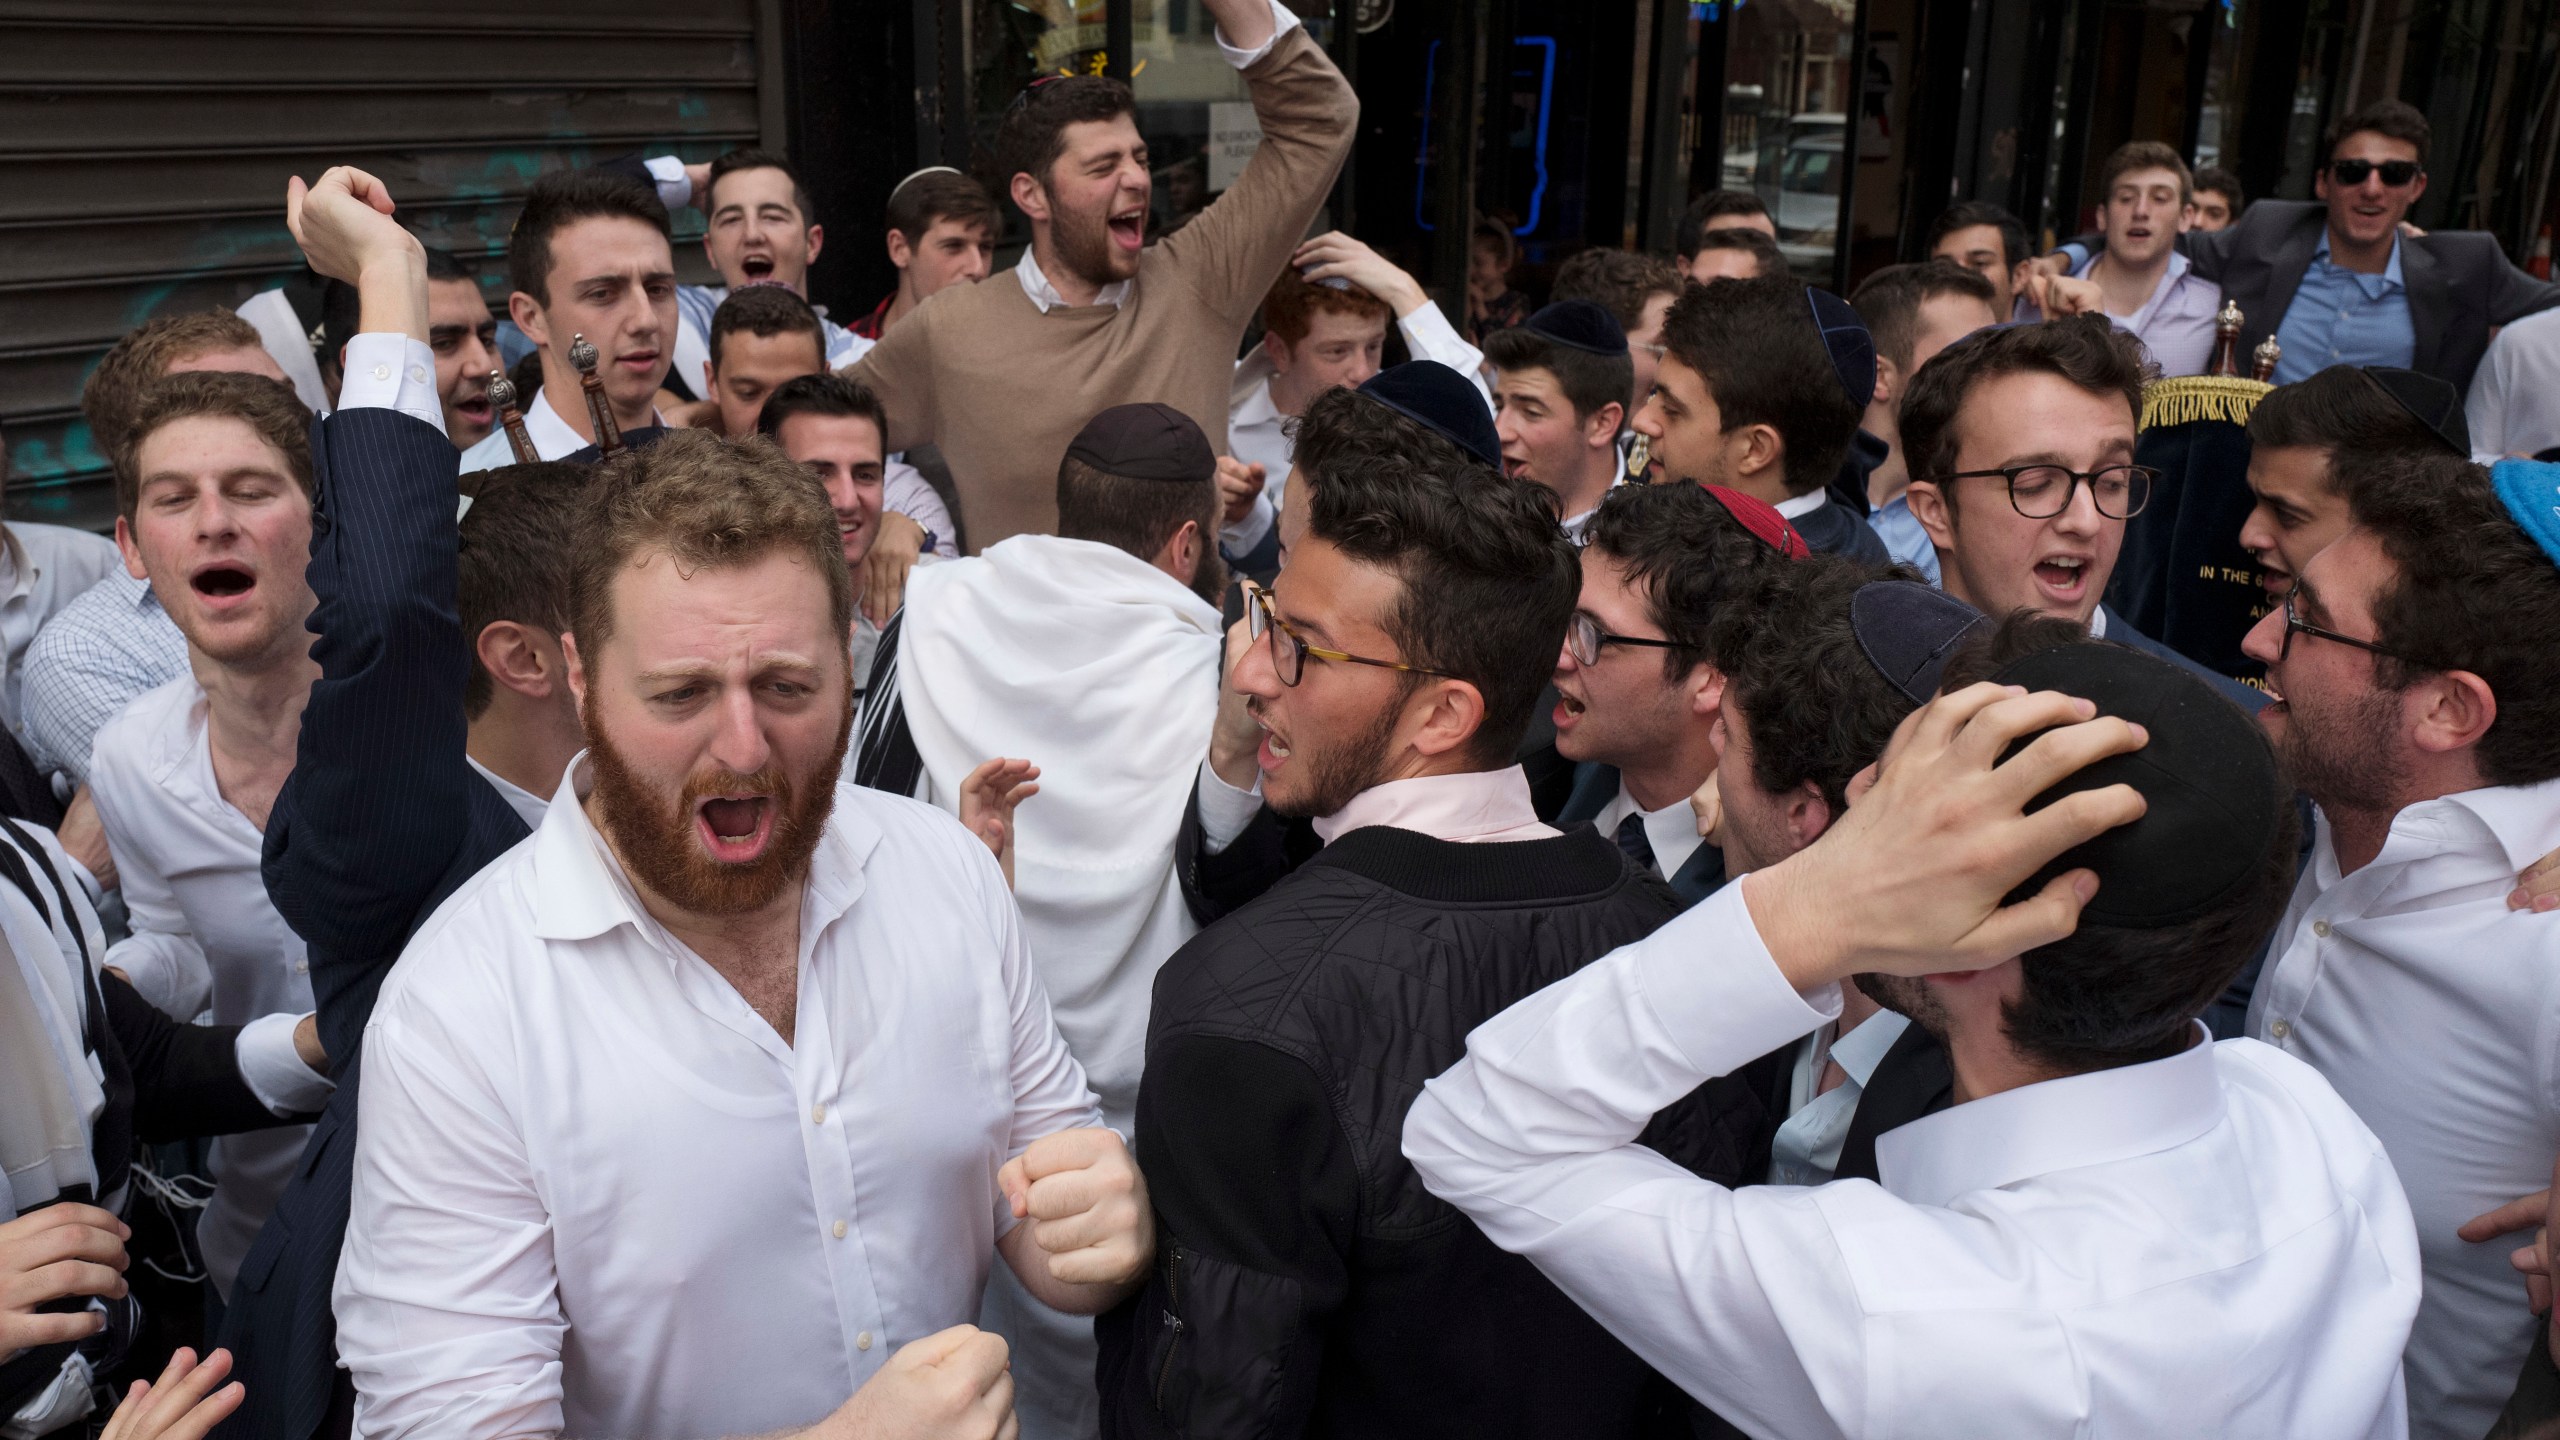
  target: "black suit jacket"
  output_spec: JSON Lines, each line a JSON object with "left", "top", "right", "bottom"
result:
{"left": 217, "top": 408, "right": 535, "bottom": 1440}
{"left": 2073, "top": 201, "right": 2560, "bottom": 392}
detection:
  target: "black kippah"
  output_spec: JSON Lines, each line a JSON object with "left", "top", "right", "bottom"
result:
{"left": 1357, "top": 361, "right": 1503, "bottom": 470}
{"left": 1523, "top": 299, "right": 1628, "bottom": 356}
{"left": 1806, "top": 287, "right": 1877, "bottom": 411}
{"left": 1064, "top": 402, "right": 1216, "bottom": 483}
{"left": 1851, "top": 582, "right": 1985, "bottom": 704}
{"left": 1991, "top": 644, "right": 2285, "bottom": 929}
{"left": 2360, "top": 367, "right": 2471, "bottom": 457}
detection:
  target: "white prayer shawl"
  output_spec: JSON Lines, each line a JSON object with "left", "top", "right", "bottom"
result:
{"left": 0, "top": 833, "right": 106, "bottom": 1220}
{"left": 897, "top": 536, "right": 1222, "bottom": 1133}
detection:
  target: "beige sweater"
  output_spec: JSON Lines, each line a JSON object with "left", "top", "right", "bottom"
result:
{"left": 847, "top": 27, "right": 1357, "bottom": 552}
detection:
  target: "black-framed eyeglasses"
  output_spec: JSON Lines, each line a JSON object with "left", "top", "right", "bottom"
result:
{"left": 1241, "top": 579, "right": 1453, "bottom": 688}
{"left": 1933, "top": 463, "right": 2156, "bottom": 520}
{"left": 1565, "top": 611, "right": 1685, "bottom": 667}
{"left": 2279, "top": 587, "right": 2423, "bottom": 666}
{"left": 2328, "top": 158, "right": 2422, "bottom": 188}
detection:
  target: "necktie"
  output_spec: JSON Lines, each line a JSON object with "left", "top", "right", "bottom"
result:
{"left": 1614, "top": 810, "right": 1658, "bottom": 877}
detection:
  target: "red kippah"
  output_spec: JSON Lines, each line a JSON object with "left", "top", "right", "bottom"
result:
{"left": 1702, "top": 484, "right": 1810, "bottom": 560}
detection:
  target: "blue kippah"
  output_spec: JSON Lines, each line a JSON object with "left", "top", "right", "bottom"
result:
{"left": 2493, "top": 459, "right": 2560, "bottom": 571}
{"left": 1806, "top": 287, "right": 1876, "bottom": 410}
{"left": 1850, "top": 581, "right": 1986, "bottom": 704}
{"left": 1522, "top": 299, "right": 1627, "bottom": 356}
{"left": 1357, "top": 361, "right": 1503, "bottom": 470}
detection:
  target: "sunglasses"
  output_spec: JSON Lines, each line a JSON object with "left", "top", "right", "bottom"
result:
{"left": 2327, "top": 159, "right": 2421, "bottom": 187}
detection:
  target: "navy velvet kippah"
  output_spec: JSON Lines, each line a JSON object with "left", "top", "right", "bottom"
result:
{"left": 1523, "top": 299, "right": 1628, "bottom": 356}
{"left": 1806, "top": 287, "right": 1877, "bottom": 410}
{"left": 2361, "top": 367, "right": 2471, "bottom": 457}
{"left": 1850, "top": 582, "right": 1986, "bottom": 704}
{"left": 1992, "top": 643, "right": 2286, "bottom": 929}
{"left": 1065, "top": 402, "right": 1216, "bottom": 482}
{"left": 1358, "top": 361, "right": 1503, "bottom": 470}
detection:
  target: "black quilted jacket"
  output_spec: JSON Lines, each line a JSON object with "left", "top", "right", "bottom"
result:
{"left": 1096, "top": 823, "right": 1771, "bottom": 1440}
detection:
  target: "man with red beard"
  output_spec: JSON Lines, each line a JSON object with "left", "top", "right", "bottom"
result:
{"left": 337, "top": 429, "right": 1153, "bottom": 1440}
{"left": 845, "top": 0, "right": 1357, "bottom": 552}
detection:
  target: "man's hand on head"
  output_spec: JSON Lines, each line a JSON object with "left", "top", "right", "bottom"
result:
{"left": 996, "top": 1127, "right": 1154, "bottom": 1311}
{"left": 865, "top": 512, "right": 929, "bottom": 628}
{"left": 809, "top": 1325, "right": 1017, "bottom": 1440}
{"left": 1290, "top": 232, "right": 1430, "bottom": 317}
{"left": 2042, "top": 275, "right": 2103, "bottom": 318}
{"left": 1741, "top": 682, "right": 2149, "bottom": 993}
{"left": 286, "top": 166, "right": 429, "bottom": 344}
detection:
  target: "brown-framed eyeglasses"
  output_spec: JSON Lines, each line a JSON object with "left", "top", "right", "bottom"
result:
{"left": 1240, "top": 578, "right": 1454, "bottom": 688}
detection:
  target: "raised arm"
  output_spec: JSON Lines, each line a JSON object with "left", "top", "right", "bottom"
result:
{"left": 1155, "top": 0, "right": 1359, "bottom": 321}
{"left": 265, "top": 166, "right": 472, "bottom": 1065}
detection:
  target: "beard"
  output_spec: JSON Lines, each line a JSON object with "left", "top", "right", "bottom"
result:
{"left": 1187, "top": 544, "right": 1229, "bottom": 610}
{"left": 1048, "top": 196, "right": 1133, "bottom": 291}
{"left": 1855, "top": 971, "right": 1951, "bottom": 1039}
{"left": 1263, "top": 693, "right": 1406, "bottom": 820}
{"left": 2273, "top": 684, "right": 2407, "bottom": 815}
{"left": 581, "top": 689, "right": 851, "bottom": 916}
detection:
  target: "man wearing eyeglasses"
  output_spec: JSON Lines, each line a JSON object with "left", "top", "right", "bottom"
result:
{"left": 1099, "top": 373, "right": 1758, "bottom": 1439}
{"left": 1900, "top": 316, "right": 2266, "bottom": 713}
{"left": 2238, "top": 451, "right": 2560, "bottom": 1440}
{"left": 2028, "top": 99, "right": 2559, "bottom": 394}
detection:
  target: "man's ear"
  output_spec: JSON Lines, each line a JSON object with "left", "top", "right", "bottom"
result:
{"left": 885, "top": 226, "right": 914, "bottom": 270}
{"left": 1262, "top": 330, "right": 1293, "bottom": 374}
{"left": 476, "top": 621, "right": 561, "bottom": 703}
{"left": 1906, "top": 479, "right": 1956, "bottom": 550}
{"left": 1584, "top": 401, "right": 1626, "bottom": 451}
{"left": 1010, "top": 173, "right": 1052, "bottom": 227}
{"left": 1735, "top": 423, "right": 1786, "bottom": 482}
{"left": 2411, "top": 669, "right": 2497, "bottom": 757}
{"left": 113, "top": 516, "right": 148, "bottom": 582}
{"left": 562, "top": 630, "right": 589, "bottom": 709}
{"left": 1405, "top": 677, "right": 1488, "bottom": 762}
{"left": 702, "top": 359, "right": 717, "bottom": 397}
{"left": 1871, "top": 354, "right": 1901, "bottom": 410}
{"left": 509, "top": 292, "right": 549, "bottom": 349}
{"left": 1782, "top": 780, "right": 1834, "bottom": 851}
{"left": 803, "top": 223, "right": 826, "bottom": 266}
{"left": 1152, "top": 519, "right": 1203, "bottom": 585}
{"left": 1686, "top": 663, "right": 1726, "bottom": 720}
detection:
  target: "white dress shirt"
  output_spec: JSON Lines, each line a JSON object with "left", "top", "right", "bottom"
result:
{"left": 1405, "top": 882, "right": 2422, "bottom": 1440}
{"left": 338, "top": 760, "right": 1103, "bottom": 1440}
{"left": 1222, "top": 302, "right": 1490, "bottom": 555}
{"left": 0, "top": 523, "right": 117, "bottom": 759}
{"left": 87, "top": 675, "right": 321, "bottom": 1298}
{"left": 1310, "top": 766, "right": 1557, "bottom": 846}
{"left": 457, "top": 388, "right": 670, "bottom": 474}
{"left": 464, "top": 755, "right": 552, "bottom": 833}
{"left": 1588, "top": 781, "right": 1708, "bottom": 883}
{"left": 2467, "top": 306, "right": 2560, "bottom": 462}
{"left": 1766, "top": 1008, "right": 1910, "bottom": 1186}
{"left": 2247, "top": 779, "right": 2560, "bottom": 1440}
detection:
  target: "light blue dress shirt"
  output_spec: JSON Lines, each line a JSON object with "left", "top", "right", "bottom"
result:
{"left": 2271, "top": 232, "right": 2416, "bottom": 384}
{"left": 1869, "top": 493, "right": 1942, "bottom": 584}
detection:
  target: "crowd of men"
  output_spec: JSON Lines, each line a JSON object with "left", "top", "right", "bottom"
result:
{"left": 6, "top": 3, "right": 2560, "bottom": 1432}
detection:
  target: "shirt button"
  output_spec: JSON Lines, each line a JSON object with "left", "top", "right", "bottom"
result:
{"left": 2311, "top": 919, "right": 2332, "bottom": 938}
{"left": 295, "top": 960, "right": 309, "bottom": 974}
{"left": 408, "top": 365, "right": 428, "bottom": 384}
{"left": 2270, "top": 1018, "right": 2292, "bottom": 1040}
{"left": 832, "top": 1219, "right": 848, "bottom": 1240}
{"left": 370, "top": 363, "right": 391, "bottom": 382}
{"left": 811, "top": 1103, "right": 827, "bottom": 1125}
{"left": 856, "top": 1331, "right": 874, "bottom": 1351}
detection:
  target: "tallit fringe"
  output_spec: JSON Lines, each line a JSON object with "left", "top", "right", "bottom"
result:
{"left": 2140, "top": 375, "right": 2274, "bottom": 432}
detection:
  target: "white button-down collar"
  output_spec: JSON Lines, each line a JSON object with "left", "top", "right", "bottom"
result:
{"left": 1772, "top": 489, "right": 1828, "bottom": 520}
{"left": 1312, "top": 765, "right": 1557, "bottom": 846}
{"left": 339, "top": 758, "right": 1103, "bottom": 1440}
{"left": 2248, "top": 777, "right": 2560, "bottom": 1440}
{"left": 1014, "top": 246, "right": 1133, "bottom": 314}
{"left": 1590, "top": 780, "right": 1708, "bottom": 883}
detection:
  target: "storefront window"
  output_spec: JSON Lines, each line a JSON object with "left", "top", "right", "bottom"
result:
{"left": 1721, "top": 0, "right": 1856, "bottom": 280}
{"left": 1133, "top": 1, "right": 1327, "bottom": 236}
